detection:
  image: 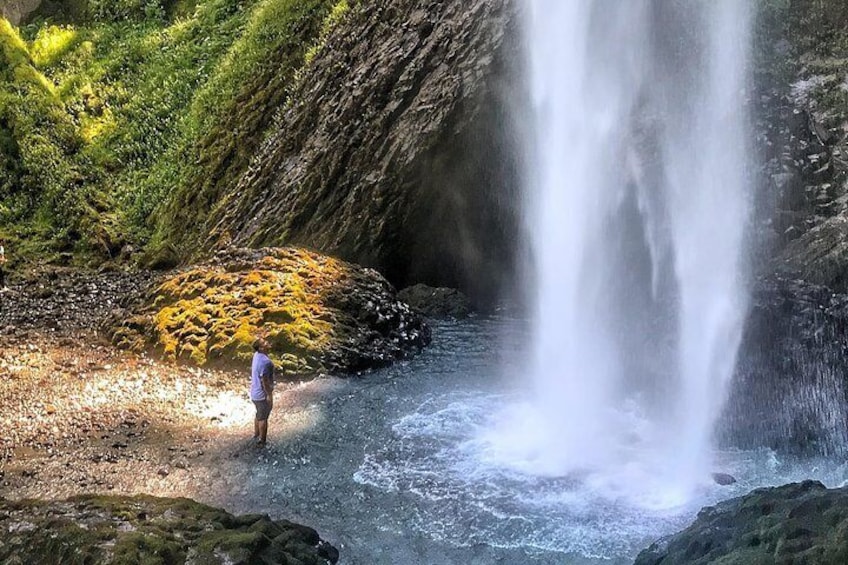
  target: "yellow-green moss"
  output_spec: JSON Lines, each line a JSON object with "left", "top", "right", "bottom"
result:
{"left": 111, "top": 246, "right": 429, "bottom": 375}
{"left": 119, "top": 248, "right": 347, "bottom": 372}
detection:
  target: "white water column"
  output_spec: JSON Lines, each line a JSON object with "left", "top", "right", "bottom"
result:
{"left": 520, "top": 0, "right": 753, "bottom": 503}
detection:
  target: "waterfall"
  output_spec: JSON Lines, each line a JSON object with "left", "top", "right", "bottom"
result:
{"left": 502, "top": 0, "right": 753, "bottom": 505}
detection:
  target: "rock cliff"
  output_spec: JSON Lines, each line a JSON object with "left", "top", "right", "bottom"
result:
{"left": 754, "top": 2, "right": 848, "bottom": 289}
{"left": 725, "top": 0, "right": 848, "bottom": 456}
{"left": 163, "top": 0, "right": 524, "bottom": 308}
{"left": 0, "top": 0, "right": 41, "bottom": 25}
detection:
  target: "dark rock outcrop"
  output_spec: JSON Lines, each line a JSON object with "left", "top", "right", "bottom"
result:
{"left": 398, "top": 283, "right": 471, "bottom": 319}
{"left": 186, "top": 0, "right": 524, "bottom": 308}
{"left": 731, "top": 4, "right": 848, "bottom": 458}
{"left": 723, "top": 277, "right": 848, "bottom": 456}
{"left": 0, "top": 495, "right": 338, "bottom": 564}
{"left": 754, "top": 3, "right": 848, "bottom": 290}
{"left": 110, "top": 247, "right": 430, "bottom": 375}
{"left": 711, "top": 473, "right": 737, "bottom": 486}
{"left": 635, "top": 481, "right": 848, "bottom": 565}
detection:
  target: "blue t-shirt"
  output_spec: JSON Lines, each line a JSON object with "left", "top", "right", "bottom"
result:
{"left": 250, "top": 352, "right": 275, "bottom": 401}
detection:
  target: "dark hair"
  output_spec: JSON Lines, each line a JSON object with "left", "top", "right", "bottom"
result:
{"left": 253, "top": 338, "right": 267, "bottom": 352}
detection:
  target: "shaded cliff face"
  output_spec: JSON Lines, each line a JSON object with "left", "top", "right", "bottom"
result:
{"left": 165, "top": 0, "right": 524, "bottom": 308}
{"left": 754, "top": 1, "right": 848, "bottom": 288}
{"left": 724, "top": 1, "right": 848, "bottom": 456}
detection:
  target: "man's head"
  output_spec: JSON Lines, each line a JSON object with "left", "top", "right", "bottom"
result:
{"left": 253, "top": 337, "right": 270, "bottom": 354}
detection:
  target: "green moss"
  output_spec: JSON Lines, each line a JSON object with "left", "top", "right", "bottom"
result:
{"left": 152, "top": 0, "right": 339, "bottom": 256}
{"left": 0, "top": 495, "right": 333, "bottom": 564}
{"left": 111, "top": 532, "right": 184, "bottom": 565}
{"left": 0, "top": 0, "right": 338, "bottom": 263}
{"left": 115, "top": 248, "right": 351, "bottom": 371}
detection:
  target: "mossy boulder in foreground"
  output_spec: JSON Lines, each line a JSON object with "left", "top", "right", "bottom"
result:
{"left": 0, "top": 495, "right": 338, "bottom": 564}
{"left": 635, "top": 481, "right": 848, "bottom": 565}
{"left": 110, "top": 247, "right": 430, "bottom": 374}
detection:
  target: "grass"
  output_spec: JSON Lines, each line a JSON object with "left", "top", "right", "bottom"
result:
{"left": 0, "top": 0, "right": 350, "bottom": 264}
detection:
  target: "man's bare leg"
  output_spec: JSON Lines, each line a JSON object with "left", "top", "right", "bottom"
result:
{"left": 254, "top": 419, "right": 260, "bottom": 440}
{"left": 258, "top": 420, "right": 268, "bottom": 446}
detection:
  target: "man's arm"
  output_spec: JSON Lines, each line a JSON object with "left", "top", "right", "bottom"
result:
{"left": 261, "top": 364, "right": 273, "bottom": 404}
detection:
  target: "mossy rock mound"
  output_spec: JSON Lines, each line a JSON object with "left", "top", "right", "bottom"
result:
{"left": 110, "top": 247, "right": 430, "bottom": 374}
{"left": 635, "top": 481, "right": 848, "bottom": 565}
{"left": 0, "top": 494, "right": 338, "bottom": 564}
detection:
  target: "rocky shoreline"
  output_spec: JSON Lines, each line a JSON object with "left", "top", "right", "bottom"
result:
{"left": 636, "top": 481, "right": 848, "bottom": 565}
{"left": 0, "top": 261, "right": 429, "bottom": 564}
{"left": 0, "top": 495, "right": 339, "bottom": 564}
{"left": 0, "top": 267, "right": 155, "bottom": 336}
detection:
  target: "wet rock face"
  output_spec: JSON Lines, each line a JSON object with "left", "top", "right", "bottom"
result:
{"left": 111, "top": 247, "right": 430, "bottom": 375}
{"left": 398, "top": 283, "right": 471, "bottom": 319}
{"left": 0, "top": 495, "right": 338, "bottom": 564}
{"left": 194, "top": 0, "right": 524, "bottom": 308}
{"left": 723, "top": 277, "right": 848, "bottom": 456}
{"left": 754, "top": 5, "right": 848, "bottom": 290}
{"left": 635, "top": 481, "right": 848, "bottom": 565}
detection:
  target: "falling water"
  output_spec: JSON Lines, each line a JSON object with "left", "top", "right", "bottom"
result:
{"left": 499, "top": 0, "right": 753, "bottom": 505}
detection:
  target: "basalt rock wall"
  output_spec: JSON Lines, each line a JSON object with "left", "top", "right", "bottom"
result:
{"left": 716, "top": 2, "right": 848, "bottom": 456}
{"left": 168, "top": 0, "right": 525, "bottom": 309}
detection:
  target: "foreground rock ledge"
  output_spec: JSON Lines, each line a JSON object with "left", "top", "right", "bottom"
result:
{"left": 635, "top": 481, "right": 848, "bottom": 565}
{"left": 0, "top": 495, "right": 339, "bottom": 564}
{"left": 110, "top": 247, "right": 430, "bottom": 374}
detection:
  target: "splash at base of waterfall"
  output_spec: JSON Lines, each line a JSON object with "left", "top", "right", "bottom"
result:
{"left": 482, "top": 399, "right": 713, "bottom": 510}
{"left": 355, "top": 387, "right": 848, "bottom": 561}
{"left": 521, "top": 0, "right": 753, "bottom": 498}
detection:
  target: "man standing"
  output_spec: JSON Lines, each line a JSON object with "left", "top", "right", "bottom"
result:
{"left": 250, "top": 337, "right": 275, "bottom": 447}
{"left": 0, "top": 240, "right": 6, "bottom": 291}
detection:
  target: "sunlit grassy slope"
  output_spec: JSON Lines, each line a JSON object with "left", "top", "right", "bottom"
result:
{"left": 0, "top": 0, "right": 345, "bottom": 264}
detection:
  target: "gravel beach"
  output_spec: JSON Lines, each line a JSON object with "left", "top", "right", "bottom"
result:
{"left": 0, "top": 269, "right": 330, "bottom": 515}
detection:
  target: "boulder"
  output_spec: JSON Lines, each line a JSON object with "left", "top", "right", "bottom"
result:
{"left": 711, "top": 472, "right": 737, "bottom": 486}
{"left": 635, "top": 481, "right": 848, "bottom": 565}
{"left": 0, "top": 494, "right": 338, "bottom": 564}
{"left": 110, "top": 247, "right": 430, "bottom": 375}
{"left": 398, "top": 283, "right": 472, "bottom": 319}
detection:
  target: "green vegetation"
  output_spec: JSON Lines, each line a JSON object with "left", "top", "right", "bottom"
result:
{"left": 0, "top": 0, "right": 349, "bottom": 265}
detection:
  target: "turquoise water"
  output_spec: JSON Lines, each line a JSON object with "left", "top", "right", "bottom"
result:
{"left": 241, "top": 320, "right": 848, "bottom": 564}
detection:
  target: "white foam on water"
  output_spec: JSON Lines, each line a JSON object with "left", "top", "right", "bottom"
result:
{"left": 355, "top": 392, "right": 848, "bottom": 560}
